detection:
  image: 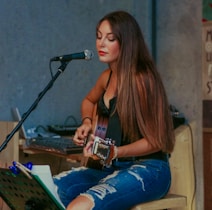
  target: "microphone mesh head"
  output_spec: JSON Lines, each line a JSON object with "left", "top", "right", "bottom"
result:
{"left": 84, "top": 50, "right": 94, "bottom": 60}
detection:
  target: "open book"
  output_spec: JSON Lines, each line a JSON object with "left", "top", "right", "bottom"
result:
{"left": 0, "top": 165, "right": 65, "bottom": 210}
{"left": 31, "top": 165, "right": 65, "bottom": 209}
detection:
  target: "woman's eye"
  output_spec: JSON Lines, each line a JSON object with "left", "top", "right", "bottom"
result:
{"left": 108, "top": 38, "right": 116, "bottom": 41}
{"left": 108, "top": 36, "right": 116, "bottom": 41}
{"left": 96, "top": 32, "right": 102, "bottom": 39}
{"left": 96, "top": 35, "right": 101, "bottom": 39}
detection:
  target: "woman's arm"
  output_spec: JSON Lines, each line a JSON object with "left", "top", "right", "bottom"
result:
{"left": 83, "top": 136, "right": 161, "bottom": 164}
{"left": 73, "top": 69, "right": 111, "bottom": 146}
{"left": 116, "top": 138, "right": 161, "bottom": 158}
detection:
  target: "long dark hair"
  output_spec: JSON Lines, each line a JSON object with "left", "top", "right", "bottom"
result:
{"left": 96, "top": 11, "right": 175, "bottom": 153}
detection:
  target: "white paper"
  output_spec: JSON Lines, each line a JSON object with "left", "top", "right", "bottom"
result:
{"left": 31, "top": 165, "right": 65, "bottom": 209}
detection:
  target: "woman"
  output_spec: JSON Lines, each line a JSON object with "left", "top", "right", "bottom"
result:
{"left": 54, "top": 10, "right": 175, "bottom": 210}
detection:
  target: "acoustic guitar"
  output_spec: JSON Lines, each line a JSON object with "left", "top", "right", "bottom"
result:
{"left": 82, "top": 114, "right": 114, "bottom": 170}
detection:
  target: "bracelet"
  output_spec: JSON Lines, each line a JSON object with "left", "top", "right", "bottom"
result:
{"left": 81, "top": 117, "right": 92, "bottom": 124}
{"left": 104, "top": 145, "right": 118, "bottom": 166}
{"left": 112, "top": 146, "right": 118, "bottom": 160}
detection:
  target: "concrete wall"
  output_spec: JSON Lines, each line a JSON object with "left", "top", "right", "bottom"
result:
{"left": 0, "top": 0, "right": 153, "bottom": 129}
{"left": 0, "top": 0, "right": 203, "bottom": 209}
{"left": 156, "top": 1, "right": 203, "bottom": 209}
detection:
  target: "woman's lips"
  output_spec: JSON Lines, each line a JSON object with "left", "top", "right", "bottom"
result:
{"left": 98, "top": 51, "right": 107, "bottom": 56}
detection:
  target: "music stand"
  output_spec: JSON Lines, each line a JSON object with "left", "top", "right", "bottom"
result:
{"left": 0, "top": 168, "right": 65, "bottom": 210}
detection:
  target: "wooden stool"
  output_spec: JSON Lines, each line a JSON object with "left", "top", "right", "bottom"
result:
{"left": 131, "top": 123, "right": 196, "bottom": 210}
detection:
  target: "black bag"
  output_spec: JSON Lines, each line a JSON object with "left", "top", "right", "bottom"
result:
{"left": 48, "top": 115, "right": 80, "bottom": 136}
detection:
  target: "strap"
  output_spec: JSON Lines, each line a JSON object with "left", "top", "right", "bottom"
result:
{"left": 105, "top": 70, "right": 112, "bottom": 89}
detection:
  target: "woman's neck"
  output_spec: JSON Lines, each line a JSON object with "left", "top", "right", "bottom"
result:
{"left": 109, "top": 62, "right": 117, "bottom": 73}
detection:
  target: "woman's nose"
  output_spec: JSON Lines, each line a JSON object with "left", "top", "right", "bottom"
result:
{"left": 99, "top": 38, "right": 105, "bottom": 47}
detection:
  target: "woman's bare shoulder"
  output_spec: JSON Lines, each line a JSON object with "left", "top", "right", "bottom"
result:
{"left": 97, "top": 68, "right": 111, "bottom": 87}
{"left": 100, "top": 68, "right": 111, "bottom": 77}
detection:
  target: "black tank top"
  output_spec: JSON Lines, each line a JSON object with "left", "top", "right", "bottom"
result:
{"left": 96, "top": 71, "right": 123, "bottom": 146}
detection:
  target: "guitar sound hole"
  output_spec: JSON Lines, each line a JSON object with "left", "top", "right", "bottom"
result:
{"left": 97, "top": 126, "right": 107, "bottom": 132}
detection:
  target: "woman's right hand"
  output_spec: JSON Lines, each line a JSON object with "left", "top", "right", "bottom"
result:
{"left": 73, "top": 120, "right": 92, "bottom": 146}
{"left": 83, "top": 134, "right": 100, "bottom": 160}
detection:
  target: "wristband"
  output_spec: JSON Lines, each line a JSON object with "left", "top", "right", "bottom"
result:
{"left": 112, "top": 146, "right": 118, "bottom": 160}
{"left": 104, "top": 145, "right": 118, "bottom": 166}
{"left": 81, "top": 117, "right": 92, "bottom": 124}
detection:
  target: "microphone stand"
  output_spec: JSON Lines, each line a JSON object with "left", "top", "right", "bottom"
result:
{"left": 0, "top": 61, "right": 68, "bottom": 153}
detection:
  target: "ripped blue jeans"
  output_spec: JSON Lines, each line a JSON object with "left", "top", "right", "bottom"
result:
{"left": 53, "top": 158, "right": 171, "bottom": 210}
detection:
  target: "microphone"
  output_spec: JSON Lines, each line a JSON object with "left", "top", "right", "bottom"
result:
{"left": 50, "top": 49, "right": 94, "bottom": 62}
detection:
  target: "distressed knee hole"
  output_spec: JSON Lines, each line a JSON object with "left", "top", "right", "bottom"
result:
{"left": 88, "top": 184, "right": 117, "bottom": 200}
{"left": 80, "top": 193, "right": 95, "bottom": 209}
{"left": 127, "top": 170, "right": 145, "bottom": 191}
